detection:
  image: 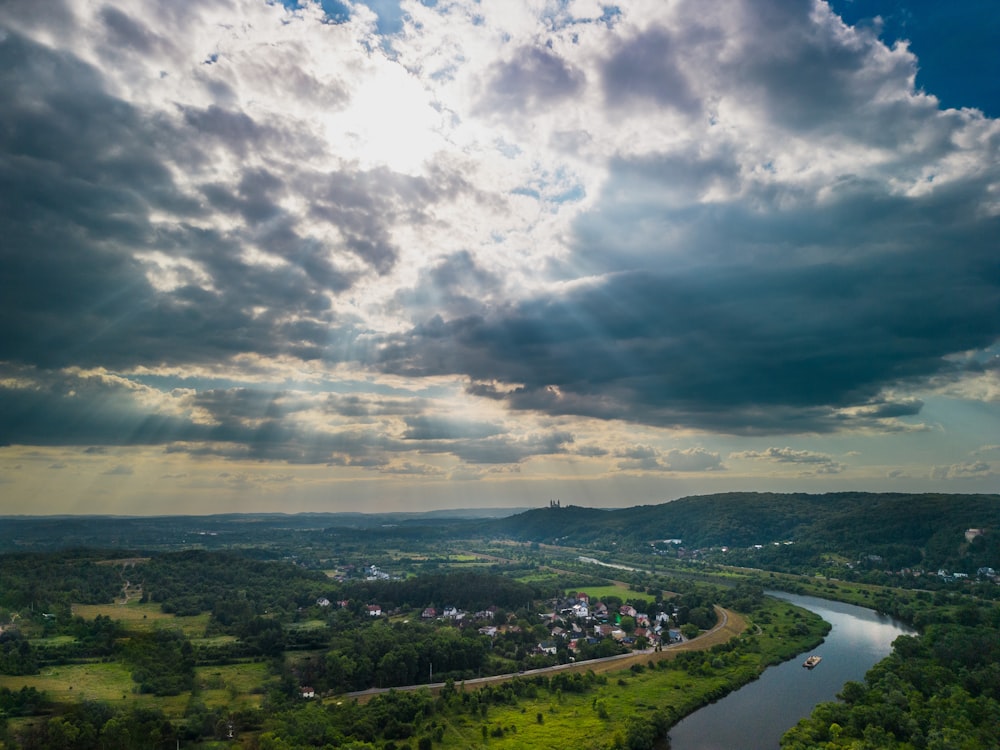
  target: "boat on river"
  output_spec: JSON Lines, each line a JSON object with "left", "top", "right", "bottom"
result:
{"left": 802, "top": 655, "right": 822, "bottom": 669}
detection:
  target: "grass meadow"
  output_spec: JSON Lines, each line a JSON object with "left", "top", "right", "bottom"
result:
{"left": 563, "top": 583, "right": 651, "bottom": 602}
{"left": 71, "top": 600, "right": 212, "bottom": 637}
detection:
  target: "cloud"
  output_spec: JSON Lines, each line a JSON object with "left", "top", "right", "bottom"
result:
{"left": 732, "top": 447, "right": 845, "bottom": 474}
{"left": 0, "top": 17, "right": 469, "bottom": 371}
{"left": 0, "top": 364, "right": 576, "bottom": 469}
{"left": 480, "top": 45, "right": 586, "bottom": 114}
{"left": 102, "top": 464, "right": 134, "bottom": 476}
{"left": 616, "top": 445, "right": 723, "bottom": 473}
{"left": 601, "top": 25, "right": 700, "bottom": 115}
{"left": 1, "top": 0, "right": 999, "bottom": 512}
{"left": 402, "top": 416, "right": 504, "bottom": 441}
{"left": 381, "top": 257, "right": 988, "bottom": 433}
{"left": 931, "top": 461, "right": 996, "bottom": 480}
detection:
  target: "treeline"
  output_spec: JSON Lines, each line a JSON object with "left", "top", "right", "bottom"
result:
{"left": 485, "top": 492, "right": 1000, "bottom": 575}
{"left": 141, "top": 550, "right": 328, "bottom": 616}
{"left": 296, "top": 621, "right": 491, "bottom": 692}
{"left": 4, "top": 699, "right": 254, "bottom": 748}
{"left": 340, "top": 570, "right": 549, "bottom": 613}
{"left": 0, "top": 551, "right": 125, "bottom": 611}
{"left": 782, "top": 611, "right": 1000, "bottom": 748}
{"left": 0, "top": 549, "right": 330, "bottom": 618}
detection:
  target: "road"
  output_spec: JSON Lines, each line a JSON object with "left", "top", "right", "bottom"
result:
{"left": 342, "top": 604, "right": 746, "bottom": 703}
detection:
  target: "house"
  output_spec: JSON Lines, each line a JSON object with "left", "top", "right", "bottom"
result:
{"left": 593, "top": 602, "right": 609, "bottom": 618}
{"left": 301, "top": 687, "right": 315, "bottom": 699}
{"left": 479, "top": 626, "right": 498, "bottom": 638}
{"left": 422, "top": 607, "right": 438, "bottom": 619}
{"left": 366, "top": 604, "right": 382, "bottom": 617}
{"left": 537, "top": 641, "right": 558, "bottom": 655}
{"left": 443, "top": 606, "right": 460, "bottom": 618}
{"left": 619, "top": 604, "right": 637, "bottom": 618}
{"left": 316, "top": 597, "right": 331, "bottom": 608}
{"left": 571, "top": 602, "right": 590, "bottom": 619}
{"left": 635, "top": 613, "right": 650, "bottom": 627}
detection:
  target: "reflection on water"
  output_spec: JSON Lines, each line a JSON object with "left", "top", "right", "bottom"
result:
{"left": 665, "top": 592, "right": 915, "bottom": 750}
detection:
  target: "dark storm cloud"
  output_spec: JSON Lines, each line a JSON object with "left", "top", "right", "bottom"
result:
{"left": 378, "top": 170, "right": 1000, "bottom": 434}
{"left": 182, "top": 105, "right": 270, "bottom": 160}
{"left": 0, "top": 367, "right": 376, "bottom": 463}
{"left": 480, "top": 45, "right": 585, "bottom": 113}
{"left": 0, "top": 368, "right": 203, "bottom": 448}
{"left": 0, "top": 29, "right": 467, "bottom": 373}
{"left": 0, "top": 366, "right": 563, "bottom": 468}
{"left": 393, "top": 250, "right": 500, "bottom": 319}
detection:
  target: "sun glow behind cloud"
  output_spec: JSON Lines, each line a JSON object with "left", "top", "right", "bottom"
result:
{"left": 321, "top": 49, "right": 446, "bottom": 174}
{"left": 0, "top": 0, "right": 998, "bottom": 513}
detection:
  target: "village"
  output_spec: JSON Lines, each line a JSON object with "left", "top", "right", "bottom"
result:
{"left": 315, "top": 587, "right": 688, "bottom": 671}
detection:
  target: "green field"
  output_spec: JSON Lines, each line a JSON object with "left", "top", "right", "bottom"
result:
{"left": 0, "top": 661, "right": 135, "bottom": 704}
{"left": 0, "top": 656, "right": 271, "bottom": 719}
{"left": 436, "top": 667, "right": 735, "bottom": 750}
{"left": 72, "top": 601, "right": 211, "bottom": 637}
{"left": 563, "top": 584, "right": 650, "bottom": 601}
{"left": 195, "top": 662, "right": 270, "bottom": 709}
{"left": 285, "top": 619, "right": 327, "bottom": 631}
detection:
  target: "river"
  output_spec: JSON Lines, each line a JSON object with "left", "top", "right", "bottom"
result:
{"left": 665, "top": 592, "right": 915, "bottom": 750}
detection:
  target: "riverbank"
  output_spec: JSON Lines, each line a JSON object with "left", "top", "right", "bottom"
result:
{"left": 425, "top": 593, "right": 829, "bottom": 749}
{"left": 668, "top": 592, "right": 915, "bottom": 750}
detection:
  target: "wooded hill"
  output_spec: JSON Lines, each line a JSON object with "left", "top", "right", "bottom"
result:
{"left": 481, "top": 492, "right": 1000, "bottom": 571}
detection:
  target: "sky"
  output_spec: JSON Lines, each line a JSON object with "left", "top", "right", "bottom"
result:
{"left": 1, "top": 0, "right": 998, "bottom": 516}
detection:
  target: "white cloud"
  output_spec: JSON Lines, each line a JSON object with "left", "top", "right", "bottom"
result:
{"left": 731, "top": 447, "right": 845, "bottom": 475}
{"left": 2, "top": 0, "right": 999, "bottom": 512}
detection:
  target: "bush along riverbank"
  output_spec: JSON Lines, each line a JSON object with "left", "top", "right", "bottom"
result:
{"left": 781, "top": 601, "right": 1000, "bottom": 749}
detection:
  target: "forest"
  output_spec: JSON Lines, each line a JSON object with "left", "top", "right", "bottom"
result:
{"left": 782, "top": 612, "right": 1000, "bottom": 749}
{"left": 1, "top": 493, "right": 999, "bottom": 748}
